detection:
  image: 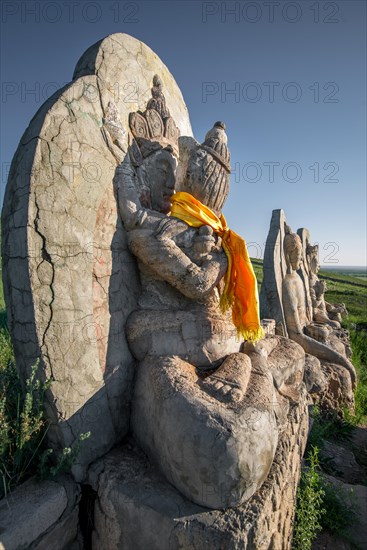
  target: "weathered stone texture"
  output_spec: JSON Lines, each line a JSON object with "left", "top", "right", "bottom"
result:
{"left": 1, "top": 33, "right": 192, "bottom": 478}
{"left": 260, "top": 209, "right": 288, "bottom": 336}
{"left": 0, "top": 477, "right": 79, "bottom": 550}
{"left": 90, "top": 384, "right": 308, "bottom": 549}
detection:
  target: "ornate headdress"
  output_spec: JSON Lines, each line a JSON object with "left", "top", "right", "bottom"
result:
{"left": 176, "top": 121, "right": 231, "bottom": 214}
{"left": 129, "top": 75, "right": 180, "bottom": 166}
{"left": 200, "top": 121, "right": 231, "bottom": 174}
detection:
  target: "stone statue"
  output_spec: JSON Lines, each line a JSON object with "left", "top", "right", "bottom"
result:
{"left": 115, "top": 79, "right": 305, "bottom": 509}
{"left": 298, "top": 231, "right": 351, "bottom": 359}
{"left": 306, "top": 242, "right": 348, "bottom": 326}
{"left": 2, "top": 34, "right": 314, "bottom": 547}
{"left": 261, "top": 210, "right": 356, "bottom": 412}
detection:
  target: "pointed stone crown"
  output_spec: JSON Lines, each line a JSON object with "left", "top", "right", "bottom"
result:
{"left": 200, "top": 121, "right": 231, "bottom": 173}
{"left": 129, "top": 75, "right": 180, "bottom": 166}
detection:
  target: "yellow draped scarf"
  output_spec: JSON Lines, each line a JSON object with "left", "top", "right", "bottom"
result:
{"left": 170, "top": 191, "right": 264, "bottom": 343}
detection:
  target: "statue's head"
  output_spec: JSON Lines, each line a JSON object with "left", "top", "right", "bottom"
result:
{"left": 176, "top": 121, "right": 231, "bottom": 216}
{"left": 315, "top": 279, "right": 327, "bottom": 298}
{"left": 284, "top": 224, "right": 303, "bottom": 271}
{"left": 306, "top": 244, "right": 320, "bottom": 274}
{"left": 128, "top": 75, "right": 180, "bottom": 214}
{"left": 134, "top": 145, "right": 176, "bottom": 214}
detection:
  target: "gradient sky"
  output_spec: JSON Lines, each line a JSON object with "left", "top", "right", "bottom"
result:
{"left": 1, "top": 0, "right": 366, "bottom": 265}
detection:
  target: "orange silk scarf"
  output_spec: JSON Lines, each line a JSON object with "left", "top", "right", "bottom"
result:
{"left": 170, "top": 191, "right": 264, "bottom": 343}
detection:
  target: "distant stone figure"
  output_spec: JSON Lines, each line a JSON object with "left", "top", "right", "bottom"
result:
{"left": 306, "top": 243, "right": 339, "bottom": 327}
{"left": 282, "top": 225, "right": 355, "bottom": 380}
{"left": 115, "top": 80, "right": 305, "bottom": 508}
{"left": 297, "top": 231, "right": 351, "bottom": 360}
{"left": 306, "top": 242, "right": 347, "bottom": 326}
{"left": 261, "top": 210, "right": 356, "bottom": 413}
{"left": 326, "top": 299, "right": 348, "bottom": 324}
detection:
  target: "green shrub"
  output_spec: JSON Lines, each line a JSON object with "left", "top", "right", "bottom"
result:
{"left": 0, "top": 355, "right": 51, "bottom": 498}
{"left": 38, "top": 431, "right": 91, "bottom": 480}
{"left": 292, "top": 446, "right": 325, "bottom": 550}
{"left": 349, "top": 329, "right": 367, "bottom": 423}
{"left": 308, "top": 404, "right": 354, "bottom": 451}
{"left": 0, "top": 328, "right": 91, "bottom": 497}
{"left": 320, "top": 478, "right": 359, "bottom": 540}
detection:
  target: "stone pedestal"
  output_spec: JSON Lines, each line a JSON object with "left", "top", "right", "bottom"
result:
{"left": 90, "top": 384, "right": 308, "bottom": 549}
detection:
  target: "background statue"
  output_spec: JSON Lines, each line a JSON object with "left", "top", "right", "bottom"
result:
{"left": 306, "top": 243, "right": 349, "bottom": 328}
{"left": 300, "top": 234, "right": 347, "bottom": 328}
{"left": 298, "top": 232, "right": 352, "bottom": 358}
{"left": 261, "top": 211, "right": 356, "bottom": 413}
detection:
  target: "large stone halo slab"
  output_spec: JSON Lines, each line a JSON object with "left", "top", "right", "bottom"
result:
{"left": 1, "top": 33, "right": 192, "bottom": 478}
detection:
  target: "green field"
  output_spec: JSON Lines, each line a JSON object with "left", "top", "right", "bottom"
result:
{"left": 318, "top": 270, "right": 367, "bottom": 322}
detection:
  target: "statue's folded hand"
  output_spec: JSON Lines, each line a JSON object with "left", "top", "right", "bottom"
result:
{"left": 201, "top": 247, "right": 228, "bottom": 274}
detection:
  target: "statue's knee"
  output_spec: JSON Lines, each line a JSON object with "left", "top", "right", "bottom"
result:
{"left": 221, "top": 352, "right": 252, "bottom": 373}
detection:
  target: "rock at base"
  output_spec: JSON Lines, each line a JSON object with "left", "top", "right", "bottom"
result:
{"left": 0, "top": 476, "right": 80, "bottom": 550}
{"left": 319, "top": 362, "right": 355, "bottom": 414}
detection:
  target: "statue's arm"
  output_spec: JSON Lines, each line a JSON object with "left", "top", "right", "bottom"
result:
{"left": 290, "top": 330, "right": 356, "bottom": 386}
{"left": 115, "top": 156, "right": 165, "bottom": 230}
{"left": 127, "top": 229, "right": 227, "bottom": 299}
{"left": 115, "top": 155, "right": 145, "bottom": 230}
{"left": 309, "top": 285, "right": 318, "bottom": 309}
{"left": 283, "top": 285, "right": 356, "bottom": 385}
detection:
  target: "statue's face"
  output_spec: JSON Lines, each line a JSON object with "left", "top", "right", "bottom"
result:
{"left": 141, "top": 149, "right": 177, "bottom": 214}
{"left": 285, "top": 235, "right": 303, "bottom": 271}
{"left": 176, "top": 148, "right": 206, "bottom": 201}
{"left": 289, "top": 246, "right": 302, "bottom": 271}
{"left": 308, "top": 246, "right": 320, "bottom": 274}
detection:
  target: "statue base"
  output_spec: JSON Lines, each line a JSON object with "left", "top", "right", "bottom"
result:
{"left": 88, "top": 385, "right": 308, "bottom": 549}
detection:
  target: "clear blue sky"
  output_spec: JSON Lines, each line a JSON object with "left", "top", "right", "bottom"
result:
{"left": 1, "top": 0, "right": 366, "bottom": 266}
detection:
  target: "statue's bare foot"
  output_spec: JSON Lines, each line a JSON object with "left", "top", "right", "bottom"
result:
{"left": 201, "top": 353, "right": 252, "bottom": 403}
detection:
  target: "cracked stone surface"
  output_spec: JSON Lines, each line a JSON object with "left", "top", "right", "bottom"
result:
{"left": 130, "top": 336, "right": 306, "bottom": 509}
{"left": 90, "top": 381, "right": 308, "bottom": 550}
{"left": 0, "top": 477, "right": 71, "bottom": 550}
{"left": 1, "top": 33, "right": 192, "bottom": 479}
